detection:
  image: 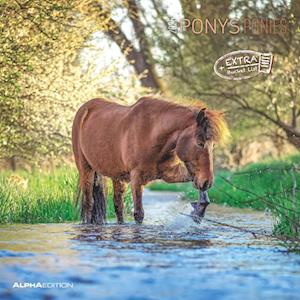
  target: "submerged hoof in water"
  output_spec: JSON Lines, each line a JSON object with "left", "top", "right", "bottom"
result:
{"left": 134, "top": 211, "right": 144, "bottom": 224}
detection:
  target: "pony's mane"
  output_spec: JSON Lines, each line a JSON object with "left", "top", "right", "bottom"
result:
{"left": 190, "top": 101, "right": 230, "bottom": 145}
{"left": 139, "top": 95, "right": 230, "bottom": 145}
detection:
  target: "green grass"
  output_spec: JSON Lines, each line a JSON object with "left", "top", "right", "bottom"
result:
{"left": 148, "top": 155, "right": 300, "bottom": 238}
{"left": 0, "top": 167, "right": 132, "bottom": 224}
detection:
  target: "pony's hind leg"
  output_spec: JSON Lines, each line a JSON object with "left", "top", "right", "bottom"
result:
{"left": 112, "top": 180, "right": 126, "bottom": 224}
{"left": 79, "top": 168, "right": 94, "bottom": 224}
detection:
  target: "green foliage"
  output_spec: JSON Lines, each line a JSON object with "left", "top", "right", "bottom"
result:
{"left": 0, "top": 167, "right": 132, "bottom": 223}
{"left": 149, "top": 0, "right": 300, "bottom": 148}
{"left": 0, "top": 0, "right": 147, "bottom": 164}
{"left": 148, "top": 155, "right": 300, "bottom": 238}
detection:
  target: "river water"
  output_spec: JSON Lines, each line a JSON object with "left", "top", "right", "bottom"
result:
{"left": 0, "top": 190, "right": 300, "bottom": 300}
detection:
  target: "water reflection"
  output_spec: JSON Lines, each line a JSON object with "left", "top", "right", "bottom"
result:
{"left": 0, "top": 191, "right": 300, "bottom": 300}
{"left": 73, "top": 224, "right": 213, "bottom": 249}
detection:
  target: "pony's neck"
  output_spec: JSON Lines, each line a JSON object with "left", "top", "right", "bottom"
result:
{"left": 161, "top": 105, "right": 195, "bottom": 134}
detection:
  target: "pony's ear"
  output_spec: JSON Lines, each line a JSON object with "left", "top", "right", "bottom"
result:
{"left": 196, "top": 108, "right": 207, "bottom": 126}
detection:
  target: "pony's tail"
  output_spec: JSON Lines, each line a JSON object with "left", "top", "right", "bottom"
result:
{"left": 74, "top": 172, "right": 107, "bottom": 225}
{"left": 91, "top": 172, "right": 107, "bottom": 225}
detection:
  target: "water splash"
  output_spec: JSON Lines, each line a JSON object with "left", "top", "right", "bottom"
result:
{"left": 0, "top": 190, "right": 299, "bottom": 300}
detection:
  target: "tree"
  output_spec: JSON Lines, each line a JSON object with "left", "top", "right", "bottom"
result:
{"left": 145, "top": 0, "right": 300, "bottom": 150}
{"left": 99, "top": 0, "right": 163, "bottom": 90}
{"left": 0, "top": 0, "right": 147, "bottom": 167}
{"left": 0, "top": 0, "right": 81, "bottom": 167}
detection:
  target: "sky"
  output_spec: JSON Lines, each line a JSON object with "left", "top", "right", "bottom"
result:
{"left": 80, "top": 0, "right": 291, "bottom": 80}
{"left": 80, "top": 0, "right": 183, "bottom": 78}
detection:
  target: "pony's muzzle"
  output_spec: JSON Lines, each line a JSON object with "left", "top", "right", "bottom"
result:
{"left": 193, "top": 178, "right": 212, "bottom": 191}
{"left": 201, "top": 180, "right": 210, "bottom": 191}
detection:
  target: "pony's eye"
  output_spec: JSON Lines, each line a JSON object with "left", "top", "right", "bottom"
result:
{"left": 197, "top": 141, "right": 205, "bottom": 148}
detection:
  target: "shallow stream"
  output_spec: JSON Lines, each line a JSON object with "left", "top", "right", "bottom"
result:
{"left": 0, "top": 190, "right": 300, "bottom": 300}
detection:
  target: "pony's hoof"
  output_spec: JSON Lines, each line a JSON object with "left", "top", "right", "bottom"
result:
{"left": 134, "top": 211, "right": 144, "bottom": 224}
{"left": 116, "top": 214, "right": 124, "bottom": 224}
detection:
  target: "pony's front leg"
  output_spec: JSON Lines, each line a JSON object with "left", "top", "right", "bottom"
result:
{"left": 112, "top": 179, "right": 126, "bottom": 224}
{"left": 130, "top": 172, "right": 144, "bottom": 224}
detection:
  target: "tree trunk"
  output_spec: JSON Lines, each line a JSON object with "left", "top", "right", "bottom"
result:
{"left": 101, "top": 2, "right": 162, "bottom": 90}
{"left": 106, "top": 25, "right": 160, "bottom": 89}
{"left": 10, "top": 156, "right": 17, "bottom": 171}
{"left": 285, "top": 129, "right": 300, "bottom": 150}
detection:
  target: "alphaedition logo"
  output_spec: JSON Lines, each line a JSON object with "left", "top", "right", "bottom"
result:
{"left": 12, "top": 282, "right": 74, "bottom": 288}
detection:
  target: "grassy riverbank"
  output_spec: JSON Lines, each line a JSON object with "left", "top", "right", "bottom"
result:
{"left": 0, "top": 168, "right": 132, "bottom": 223}
{"left": 148, "top": 155, "right": 300, "bottom": 238}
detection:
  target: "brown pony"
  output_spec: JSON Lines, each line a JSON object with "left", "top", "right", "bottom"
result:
{"left": 72, "top": 97, "right": 229, "bottom": 224}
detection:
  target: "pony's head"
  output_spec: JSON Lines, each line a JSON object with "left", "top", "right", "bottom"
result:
{"left": 176, "top": 107, "right": 229, "bottom": 191}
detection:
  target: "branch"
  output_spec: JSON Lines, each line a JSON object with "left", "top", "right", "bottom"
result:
{"left": 98, "top": 4, "right": 160, "bottom": 89}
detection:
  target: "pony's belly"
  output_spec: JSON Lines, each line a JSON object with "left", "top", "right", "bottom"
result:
{"left": 99, "top": 165, "right": 159, "bottom": 184}
{"left": 94, "top": 161, "right": 128, "bottom": 179}
{"left": 112, "top": 172, "right": 131, "bottom": 182}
